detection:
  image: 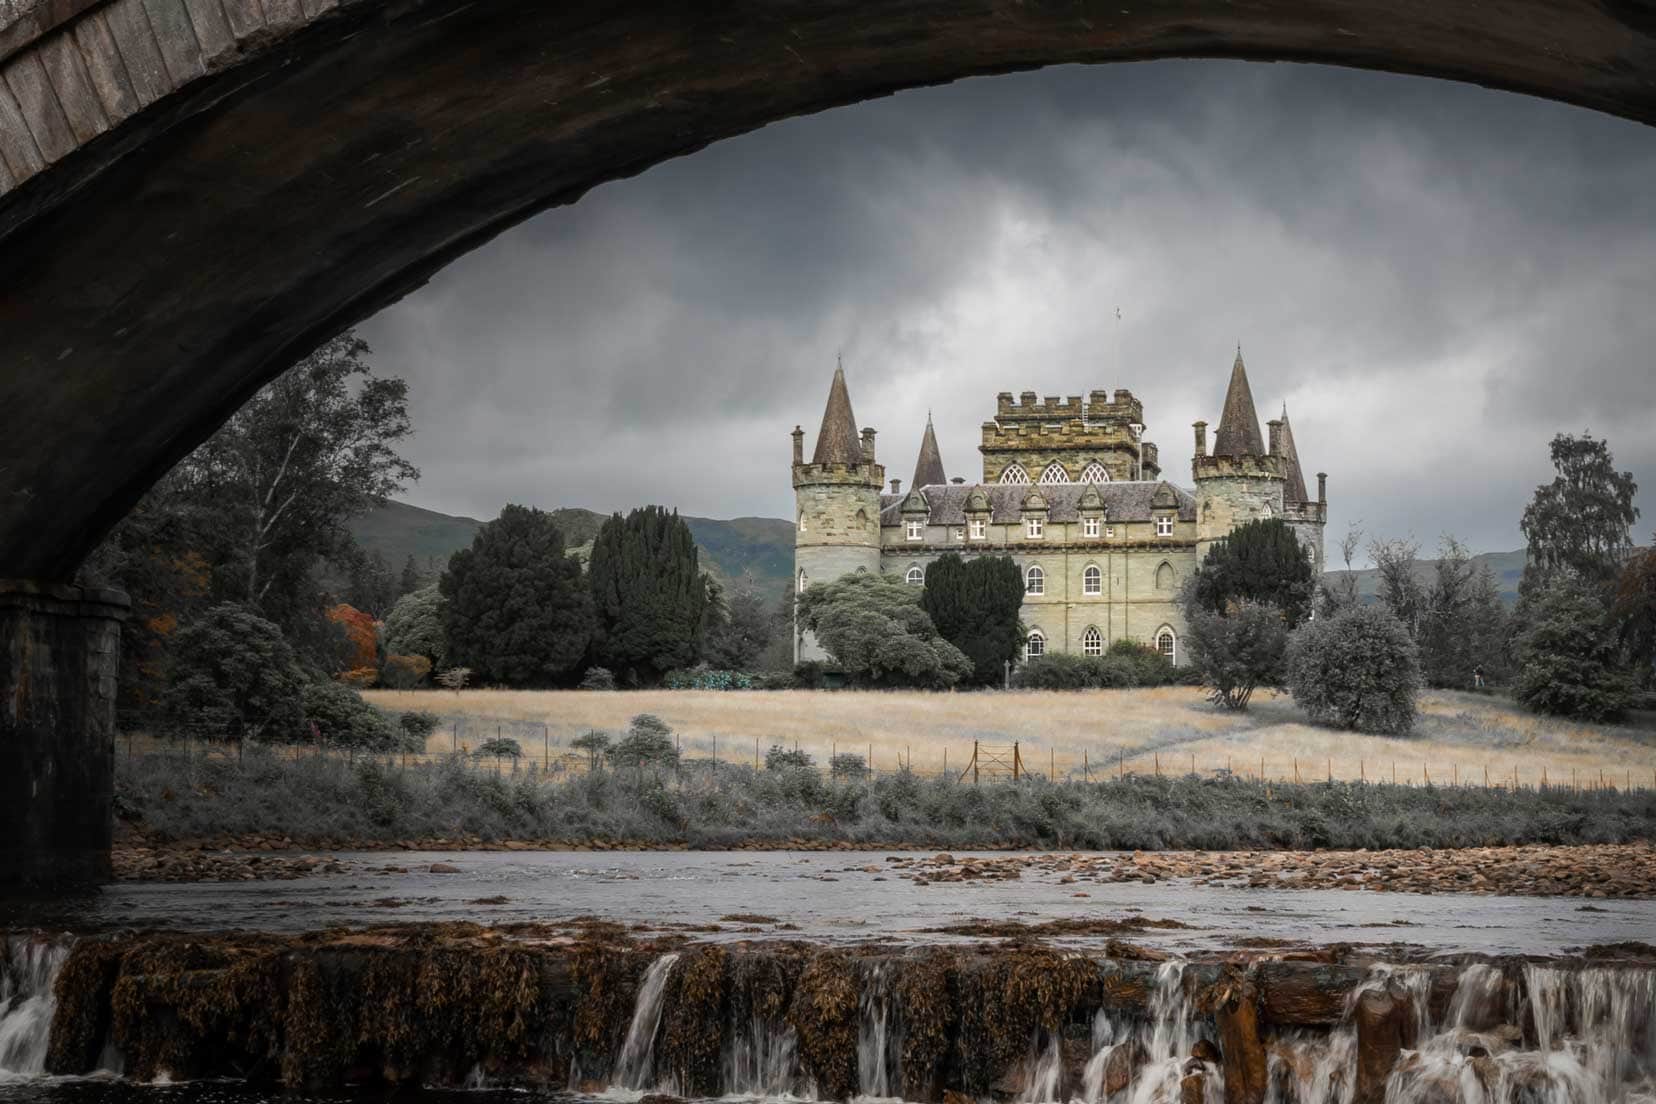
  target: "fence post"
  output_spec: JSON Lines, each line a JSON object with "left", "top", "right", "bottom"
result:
{"left": 974, "top": 740, "right": 980, "bottom": 786}
{"left": 544, "top": 723, "right": 549, "bottom": 771}
{"left": 1083, "top": 749, "right": 1088, "bottom": 783}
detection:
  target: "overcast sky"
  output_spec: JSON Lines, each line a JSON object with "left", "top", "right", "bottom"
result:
{"left": 360, "top": 59, "right": 1656, "bottom": 563}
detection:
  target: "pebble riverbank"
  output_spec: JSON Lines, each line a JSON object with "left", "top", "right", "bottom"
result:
{"left": 110, "top": 838, "right": 1656, "bottom": 896}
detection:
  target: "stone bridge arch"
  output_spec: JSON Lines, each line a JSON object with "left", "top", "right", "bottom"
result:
{"left": 3, "top": 0, "right": 1656, "bottom": 884}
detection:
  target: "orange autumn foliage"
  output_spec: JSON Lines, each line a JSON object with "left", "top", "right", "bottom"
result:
{"left": 326, "top": 603, "right": 379, "bottom": 674}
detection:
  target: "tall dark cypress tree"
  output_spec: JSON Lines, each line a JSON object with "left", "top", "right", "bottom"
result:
{"left": 588, "top": 506, "right": 708, "bottom": 681}
{"left": 439, "top": 504, "right": 593, "bottom": 685}
{"left": 1191, "top": 518, "right": 1316, "bottom": 626}
{"left": 922, "top": 553, "right": 1025, "bottom": 685}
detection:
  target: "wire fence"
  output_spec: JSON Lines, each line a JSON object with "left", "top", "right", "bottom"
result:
{"left": 116, "top": 724, "right": 1656, "bottom": 795}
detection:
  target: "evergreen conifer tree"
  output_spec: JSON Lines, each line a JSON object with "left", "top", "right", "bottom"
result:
{"left": 439, "top": 504, "right": 593, "bottom": 685}
{"left": 1190, "top": 518, "right": 1316, "bottom": 626}
{"left": 921, "top": 553, "right": 1025, "bottom": 685}
{"left": 588, "top": 505, "right": 709, "bottom": 681}
{"left": 399, "top": 555, "right": 422, "bottom": 596}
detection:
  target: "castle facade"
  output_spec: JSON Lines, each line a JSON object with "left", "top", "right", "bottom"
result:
{"left": 791, "top": 349, "right": 1326, "bottom": 666}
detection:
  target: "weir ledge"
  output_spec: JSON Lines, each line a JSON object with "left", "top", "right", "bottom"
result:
{"left": 5, "top": 925, "right": 1653, "bottom": 1101}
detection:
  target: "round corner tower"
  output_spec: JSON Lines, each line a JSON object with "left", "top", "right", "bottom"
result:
{"left": 1191, "top": 347, "right": 1286, "bottom": 563}
{"left": 793, "top": 364, "right": 884, "bottom": 663}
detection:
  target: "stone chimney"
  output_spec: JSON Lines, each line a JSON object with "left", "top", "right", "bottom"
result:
{"left": 1267, "top": 418, "right": 1283, "bottom": 457}
{"left": 1193, "top": 421, "right": 1208, "bottom": 458}
{"left": 1317, "top": 472, "right": 1327, "bottom": 505}
{"left": 791, "top": 426, "right": 804, "bottom": 465}
{"left": 860, "top": 427, "right": 877, "bottom": 463}
{"left": 890, "top": 478, "right": 902, "bottom": 494}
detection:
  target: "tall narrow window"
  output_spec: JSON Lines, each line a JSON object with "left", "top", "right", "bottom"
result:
{"left": 906, "top": 565, "right": 924, "bottom": 585}
{"left": 1025, "top": 630, "right": 1046, "bottom": 660}
{"left": 1083, "top": 565, "right": 1102, "bottom": 596}
{"left": 1082, "top": 626, "right": 1104, "bottom": 656}
{"left": 1156, "top": 628, "right": 1176, "bottom": 663}
{"left": 1156, "top": 516, "right": 1174, "bottom": 537}
{"left": 1026, "top": 517, "right": 1044, "bottom": 539}
{"left": 1039, "top": 462, "right": 1070, "bottom": 485}
{"left": 1080, "top": 462, "right": 1110, "bottom": 484}
{"left": 1025, "top": 564, "right": 1045, "bottom": 595}
{"left": 797, "top": 569, "right": 807, "bottom": 591}
{"left": 999, "top": 464, "right": 1031, "bottom": 485}
{"left": 1155, "top": 562, "right": 1175, "bottom": 590}
{"left": 798, "top": 512, "right": 807, "bottom": 532}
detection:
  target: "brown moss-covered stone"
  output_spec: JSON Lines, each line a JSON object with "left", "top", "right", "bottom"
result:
{"left": 45, "top": 938, "right": 123, "bottom": 1073}
{"left": 1215, "top": 975, "right": 1267, "bottom": 1104}
{"left": 956, "top": 946, "right": 1096, "bottom": 1095}
{"left": 896, "top": 949, "right": 959, "bottom": 1101}
{"left": 660, "top": 945, "right": 728, "bottom": 1096}
{"left": 789, "top": 950, "right": 861, "bottom": 1100}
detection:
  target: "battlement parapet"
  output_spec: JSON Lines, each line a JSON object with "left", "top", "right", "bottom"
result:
{"left": 1282, "top": 500, "right": 1328, "bottom": 524}
{"left": 993, "top": 389, "right": 1144, "bottom": 425}
{"left": 792, "top": 461, "right": 885, "bottom": 489}
{"left": 1191, "top": 454, "right": 1285, "bottom": 482}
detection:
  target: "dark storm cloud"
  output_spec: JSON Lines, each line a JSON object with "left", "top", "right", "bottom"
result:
{"left": 359, "top": 60, "right": 1656, "bottom": 559}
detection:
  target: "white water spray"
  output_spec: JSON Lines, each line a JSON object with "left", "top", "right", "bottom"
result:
{"left": 0, "top": 938, "right": 70, "bottom": 1079}
{"left": 612, "top": 953, "right": 680, "bottom": 1090}
{"left": 857, "top": 961, "right": 899, "bottom": 1099}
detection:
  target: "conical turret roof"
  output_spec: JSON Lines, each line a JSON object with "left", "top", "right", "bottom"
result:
{"left": 1212, "top": 346, "right": 1266, "bottom": 458}
{"left": 811, "top": 363, "right": 864, "bottom": 465}
{"left": 912, "top": 413, "right": 947, "bottom": 489}
{"left": 1279, "top": 404, "right": 1310, "bottom": 505}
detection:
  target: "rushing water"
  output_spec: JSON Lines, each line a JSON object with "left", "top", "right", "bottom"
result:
{"left": 8, "top": 851, "right": 1653, "bottom": 956}
{"left": 4, "top": 935, "right": 1655, "bottom": 1104}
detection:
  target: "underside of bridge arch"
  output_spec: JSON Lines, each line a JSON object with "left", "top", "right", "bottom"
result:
{"left": 1, "top": 0, "right": 1656, "bottom": 883}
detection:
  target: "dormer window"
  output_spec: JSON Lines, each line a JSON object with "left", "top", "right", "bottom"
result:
{"left": 1026, "top": 518, "right": 1044, "bottom": 539}
{"left": 1083, "top": 517, "right": 1101, "bottom": 538}
{"left": 1156, "top": 516, "right": 1174, "bottom": 537}
{"left": 969, "top": 519, "right": 986, "bottom": 540}
{"left": 906, "top": 520, "right": 924, "bottom": 541}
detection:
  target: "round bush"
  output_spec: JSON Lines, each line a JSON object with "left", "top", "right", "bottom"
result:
{"left": 302, "top": 679, "right": 403, "bottom": 750}
{"left": 1285, "top": 604, "right": 1421, "bottom": 735}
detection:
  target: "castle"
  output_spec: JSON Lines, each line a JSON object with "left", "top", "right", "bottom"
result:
{"left": 791, "top": 349, "right": 1327, "bottom": 666}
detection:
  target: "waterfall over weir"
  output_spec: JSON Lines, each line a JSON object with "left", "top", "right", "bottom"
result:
{"left": 613, "top": 953, "right": 681, "bottom": 1091}
{"left": 4, "top": 927, "right": 1655, "bottom": 1104}
{"left": 0, "top": 937, "right": 69, "bottom": 1079}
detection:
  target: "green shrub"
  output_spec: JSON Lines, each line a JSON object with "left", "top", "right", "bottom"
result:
{"left": 829, "top": 752, "right": 868, "bottom": 780}
{"left": 399, "top": 710, "right": 440, "bottom": 746}
{"left": 1182, "top": 600, "right": 1290, "bottom": 711}
{"left": 765, "top": 745, "right": 815, "bottom": 771}
{"left": 611, "top": 714, "right": 680, "bottom": 769}
{"left": 301, "top": 679, "right": 404, "bottom": 750}
{"left": 160, "top": 603, "right": 308, "bottom": 742}
{"left": 663, "top": 667, "right": 756, "bottom": 691}
{"left": 1010, "top": 647, "right": 1177, "bottom": 690}
{"left": 1513, "top": 574, "right": 1633, "bottom": 721}
{"left": 791, "top": 661, "right": 829, "bottom": 689}
{"left": 580, "top": 666, "right": 617, "bottom": 691}
{"left": 1286, "top": 603, "right": 1421, "bottom": 735}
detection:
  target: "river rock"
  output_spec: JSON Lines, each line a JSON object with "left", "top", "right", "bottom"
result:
{"left": 1355, "top": 987, "right": 1411, "bottom": 1104}
{"left": 1100, "top": 1040, "right": 1147, "bottom": 1096}
{"left": 1180, "top": 1071, "right": 1208, "bottom": 1104}
{"left": 429, "top": 862, "right": 461, "bottom": 873}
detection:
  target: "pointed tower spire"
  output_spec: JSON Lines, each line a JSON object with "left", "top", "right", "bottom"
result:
{"left": 1278, "top": 402, "right": 1310, "bottom": 505}
{"left": 1211, "top": 345, "right": 1266, "bottom": 457}
{"left": 911, "top": 411, "right": 947, "bottom": 489}
{"left": 810, "top": 362, "right": 864, "bottom": 465}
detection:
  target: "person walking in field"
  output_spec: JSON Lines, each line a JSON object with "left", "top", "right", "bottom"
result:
{"left": 1472, "top": 664, "right": 1486, "bottom": 691}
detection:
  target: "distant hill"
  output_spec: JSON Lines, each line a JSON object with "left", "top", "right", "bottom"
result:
{"left": 348, "top": 500, "right": 795, "bottom": 597}
{"left": 1323, "top": 549, "right": 1527, "bottom": 606}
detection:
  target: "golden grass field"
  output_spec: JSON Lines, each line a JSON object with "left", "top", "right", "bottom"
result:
{"left": 361, "top": 686, "right": 1656, "bottom": 789}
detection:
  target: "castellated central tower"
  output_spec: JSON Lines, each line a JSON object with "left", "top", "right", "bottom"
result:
{"left": 792, "top": 363, "right": 884, "bottom": 663}
{"left": 1191, "top": 347, "right": 1327, "bottom": 570}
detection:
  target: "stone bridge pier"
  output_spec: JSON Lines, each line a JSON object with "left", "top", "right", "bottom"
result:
{"left": 1, "top": 581, "right": 127, "bottom": 887}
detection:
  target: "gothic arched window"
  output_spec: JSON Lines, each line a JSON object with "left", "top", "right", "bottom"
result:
{"left": 1083, "top": 565, "right": 1102, "bottom": 596}
{"left": 1025, "top": 564, "right": 1045, "bottom": 595}
{"left": 1038, "top": 462, "right": 1070, "bottom": 485}
{"left": 1079, "top": 462, "right": 1110, "bottom": 484}
{"left": 1082, "top": 626, "right": 1104, "bottom": 656}
{"left": 1025, "top": 630, "right": 1046, "bottom": 660}
{"left": 999, "top": 464, "right": 1031, "bottom": 485}
{"left": 905, "top": 565, "right": 924, "bottom": 585}
{"left": 1155, "top": 562, "right": 1175, "bottom": 590}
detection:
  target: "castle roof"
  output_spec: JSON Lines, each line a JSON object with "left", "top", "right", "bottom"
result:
{"left": 912, "top": 414, "right": 947, "bottom": 490}
{"left": 1278, "top": 403, "right": 1310, "bottom": 505}
{"left": 881, "top": 481, "right": 1195, "bottom": 526}
{"left": 810, "top": 363, "right": 864, "bottom": 466}
{"left": 1212, "top": 346, "right": 1266, "bottom": 458}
